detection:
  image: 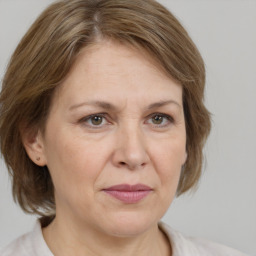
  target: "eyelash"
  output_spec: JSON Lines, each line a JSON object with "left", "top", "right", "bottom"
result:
{"left": 79, "top": 112, "right": 174, "bottom": 129}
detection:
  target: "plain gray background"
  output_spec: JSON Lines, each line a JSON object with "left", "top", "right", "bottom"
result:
{"left": 0, "top": 0, "right": 255, "bottom": 255}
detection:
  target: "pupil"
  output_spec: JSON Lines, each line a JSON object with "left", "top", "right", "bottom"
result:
{"left": 153, "top": 115, "right": 163, "bottom": 124}
{"left": 92, "top": 116, "right": 102, "bottom": 125}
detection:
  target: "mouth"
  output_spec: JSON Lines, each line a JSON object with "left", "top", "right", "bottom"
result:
{"left": 102, "top": 184, "right": 153, "bottom": 204}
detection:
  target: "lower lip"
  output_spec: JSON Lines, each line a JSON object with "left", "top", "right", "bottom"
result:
{"left": 103, "top": 190, "right": 152, "bottom": 203}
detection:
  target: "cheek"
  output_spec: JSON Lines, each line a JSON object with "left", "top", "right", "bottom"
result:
{"left": 149, "top": 136, "right": 185, "bottom": 191}
{"left": 44, "top": 136, "right": 108, "bottom": 211}
{"left": 145, "top": 138, "right": 185, "bottom": 217}
{"left": 152, "top": 136, "right": 186, "bottom": 171}
{"left": 44, "top": 130, "right": 111, "bottom": 189}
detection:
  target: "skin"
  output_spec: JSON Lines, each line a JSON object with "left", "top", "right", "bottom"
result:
{"left": 24, "top": 40, "right": 187, "bottom": 256}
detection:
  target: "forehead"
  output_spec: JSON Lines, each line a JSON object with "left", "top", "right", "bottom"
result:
{"left": 52, "top": 40, "right": 182, "bottom": 110}
{"left": 72, "top": 40, "right": 171, "bottom": 78}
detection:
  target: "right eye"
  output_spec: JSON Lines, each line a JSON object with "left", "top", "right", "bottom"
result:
{"left": 80, "top": 114, "right": 109, "bottom": 128}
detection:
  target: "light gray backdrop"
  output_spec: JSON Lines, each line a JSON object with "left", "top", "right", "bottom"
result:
{"left": 0, "top": 0, "right": 255, "bottom": 255}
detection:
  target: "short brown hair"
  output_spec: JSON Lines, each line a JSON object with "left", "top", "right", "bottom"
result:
{"left": 0, "top": 0, "right": 211, "bottom": 216}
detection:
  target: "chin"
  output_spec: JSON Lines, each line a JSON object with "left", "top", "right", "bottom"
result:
{"left": 101, "top": 211, "right": 159, "bottom": 238}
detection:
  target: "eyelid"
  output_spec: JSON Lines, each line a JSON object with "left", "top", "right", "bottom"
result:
{"left": 80, "top": 113, "right": 106, "bottom": 121}
{"left": 147, "top": 112, "right": 174, "bottom": 120}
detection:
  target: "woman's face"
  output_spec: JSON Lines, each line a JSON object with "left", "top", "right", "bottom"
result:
{"left": 36, "top": 41, "right": 187, "bottom": 237}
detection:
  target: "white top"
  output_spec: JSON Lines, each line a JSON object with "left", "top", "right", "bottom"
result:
{"left": 0, "top": 221, "right": 249, "bottom": 256}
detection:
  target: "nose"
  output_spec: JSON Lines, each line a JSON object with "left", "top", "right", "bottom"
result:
{"left": 112, "top": 124, "right": 150, "bottom": 170}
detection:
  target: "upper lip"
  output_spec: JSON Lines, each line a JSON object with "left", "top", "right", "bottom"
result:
{"left": 103, "top": 184, "right": 152, "bottom": 191}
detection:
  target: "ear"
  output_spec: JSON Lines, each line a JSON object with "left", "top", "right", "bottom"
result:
{"left": 21, "top": 127, "right": 47, "bottom": 167}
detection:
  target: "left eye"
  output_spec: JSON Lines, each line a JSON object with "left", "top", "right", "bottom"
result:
{"left": 147, "top": 114, "right": 173, "bottom": 127}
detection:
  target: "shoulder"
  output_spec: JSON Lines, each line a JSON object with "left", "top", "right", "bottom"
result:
{"left": 159, "top": 222, "right": 249, "bottom": 256}
{"left": 0, "top": 232, "right": 33, "bottom": 256}
{"left": 0, "top": 221, "right": 53, "bottom": 256}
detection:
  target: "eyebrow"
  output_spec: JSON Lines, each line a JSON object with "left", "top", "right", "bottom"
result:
{"left": 69, "top": 101, "right": 116, "bottom": 111}
{"left": 147, "top": 100, "right": 181, "bottom": 110}
{"left": 69, "top": 99, "right": 181, "bottom": 112}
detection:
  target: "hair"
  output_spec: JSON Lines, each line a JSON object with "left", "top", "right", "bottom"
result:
{"left": 0, "top": 0, "right": 211, "bottom": 217}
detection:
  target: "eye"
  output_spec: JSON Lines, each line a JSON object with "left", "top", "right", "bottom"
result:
{"left": 80, "top": 114, "right": 109, "bottom": 128}
{"left": 146, "top": 113, "right": 173, "bottom": 127}
{"left": 90, "top": 116, "right": 104, "bottom": 125}
{"left": 151, "top": 115, "right": 165, "bottom": 125}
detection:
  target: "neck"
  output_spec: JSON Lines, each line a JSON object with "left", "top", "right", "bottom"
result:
{"left": 42, "top": 216, "right": 171, "bottom": 256}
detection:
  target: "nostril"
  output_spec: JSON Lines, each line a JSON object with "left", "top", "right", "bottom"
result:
{"left": 118, "top": 161, "right": 146, "bottom": 169}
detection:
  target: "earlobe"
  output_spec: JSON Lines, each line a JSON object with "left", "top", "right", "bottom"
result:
{"left": 21, "top": 128, "right": 47, "bottom": 167}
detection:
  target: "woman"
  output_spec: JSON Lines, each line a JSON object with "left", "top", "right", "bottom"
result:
{"left": 0, "top": 0, "right": 249, "bottom": 255}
